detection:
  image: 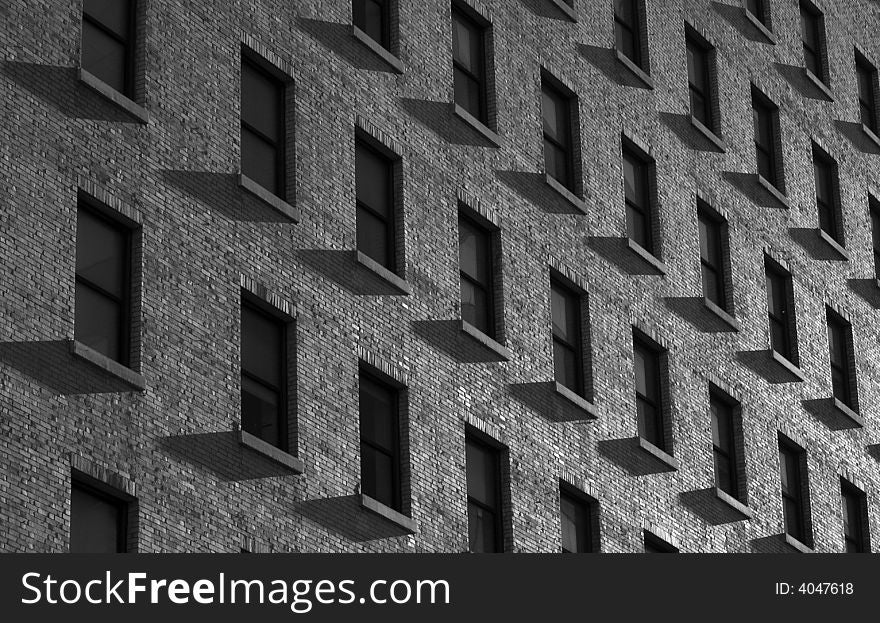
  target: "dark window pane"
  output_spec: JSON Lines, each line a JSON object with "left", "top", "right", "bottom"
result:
{"left": 466, "top": 439, "right": 497, "bottom": 508}
{"left": 356, "top": 144, "right": 390, "bottom": 217}
{"left": 459, "top": 219, "right": 490, "bottom": 285}
{"left": 75, "top": 282, "right": 122, "bottom": 362}
{"left": 241, "top": 64, "right": 280, "bottom": 141}
{"left": 544, "top": 141, "right": 569, "bottom": 186}
{"left": 361, "top": 445, "right": 395, "bottom": 507}
{"left": 468, "top": 501, "right": 497, "bottom": 553}
{"left": 560, "top": 492, "right": 590, "bottom": 553}
{"left": 356, "top": 206, "right": 390, "bottom": 267}
{"left": 76, "top": 209, "right": 126, "bottom": 298}
{"left": 82, "top": 21, "right": 127, "bottom": 93}
{"left": 354, "top": 0, "right": 387, "bottom": 47}
{"left": 554, "top": 342, "right": 579, "bottom": 390}
{"left": 241, "top": 305, "right": 282, "bottom": 388}
{"left": 241, "top": 375, "right": 281, "bottom": 447}
{"left": 84, "top": 0, "right": 130, "bottom": 38}
{"left": 454, "top": 69, "right": 482, "bottom": 119}
{"left": 359, "top": 376, "right": 395, "bottom": 451}
{"left": 241, "top": 129, "right": 280, "bottom": 195}
{"left": 70, "top": 483, "right": 124, "bottom": 553}
{"left": 461, "top": 278, "right": 489, "bottom": 334}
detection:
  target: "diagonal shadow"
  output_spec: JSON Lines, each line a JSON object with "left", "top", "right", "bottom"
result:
{"left": 508, "top": 382, "right": 595, "bottom": 423}
{"left": 735, "top": 350, "right": 800, "bottom": 384}
{"left": 520, "top": 0, "right": 572, "bottom": 20}
{"left": 398, "top": 98, "right": 496, "bottom": 147}
{"left": 848, "top": 278, "right": 880, "bottom": 309}
{"left": 586, "top": 237, "right": 664, "bottom": 276}
{"left": 710, "top": 2, "right": 771, "bottom": 43}
{"left": 663, "top": 297, "right": 739, "bottom": 333}
{"left": 1, "top": 62, "right": 138, "bottom": 123}
{"left": 160, "top": 170, "right": 292, "bottom": 223}
{"left": 774, "top": 63, "right": 832, "bottom": 101}
{"left": 834, "top": 121, "right": 880, "bottom": 155}
{"left": 801, "top": 398, "right": 863, "bottom": 431}
{"left": 750, "top": 535, "right": 793, "bottom": 554}
{"left": 412, "top": 320, "right": 507, "bottom": 363}
{"left": 867, "top": 444, "right": 880, "bottom": 462}
{"left": 596, "top": 438, "right": 676, "bottom": 476}
{"left": 680, "top": 488, "right": 751, "bottom": 526}
{"left": 158, "top": 431, "right": 296, "bottom": 482}
{"left": 577, "top": 44, "right": 650, "bottom": 89}
{"left": 722, "top": 171, "right": 787, "bottom": 209}
{"left": 658, "top": 112, "right": 724, "bottom": 153}
{"left": 296, "top": 249, "right": 409, "bottom": 296}
{"left": 297, "top": 18, "right": 395, "bottom": 73}
{"left": 495, "top": 170, "right": 585, "bottom": 215}
{"left": 294, "top": 496, "right": 413, "bottom": 542}
{"left": 789, "top": 228, "right": 847, "bottom": 261}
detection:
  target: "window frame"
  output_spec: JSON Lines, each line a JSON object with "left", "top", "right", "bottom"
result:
{"left": 622, "top": 139, "right": 656, "bottom": 255}
{"left": 355, "top": 133, "right": 398, "bottom": 271}
{"left": 778, "top": 437, "right": 809, "bottom": 545}
{"left": 240, "top": 53, "right": 287, "bottom": 200}
{"left": 752, "top": 87, "right": 782, "bottom": 190}
{"left": 559, "top": 484, "right": 597, "bottom": 553}
{"left": 799, "top": 1, "right": 826, "bottom": 82}
{"left": 358, "top": 367, "right": 403, "bottom": 513}
{"left": 826, "top": 308, "right": 857, "bottom": 411}
{"left": 856, "top": 51, "right": 879, "bottom": 133}
{"left": 353, "top": 0, "right": 391, "bottom": 50}
{"left": 465, "top": 431, "right": 504, "bottom": 553}
{"left": 69, "top": 476, "right": 130, "bottom": 554}
{"left": 685, "top": 27, "right": 716, "bottom": 133}
{"left": 541, "top": 75, "right": 576, "bottom": 192}
{"left": 812, "top": 143, "right": 843, "bottom": 244}
{"left": 745, "top": 0, "right": 769, "bottom": 27}
{"left": 81, "top": 0, "right": 137, "bottom": 97}
{"left": 644, "top": 531, "right": 678, "bottom": 553}
{"left": 550, "top": 275, "right": 586, "bottom": 398}
{"left": 764, "top": 257, "right": 797, "bottom": 365}
{"left": 697, "top": 202, "right": 730, "bottom": 312}
{"left": 870, "top": 196, "right": 880, "bottom": 281}
{"left": 451, "top": 3, "right": 489, "bottom": 125}
{"left": 614, "top": 0, "right": 646, "bottom": 70}
{"left": 458, "top": 211, "right": 497, "bottom": 339}
{"left": 633, "top": 331, "right": 666, "bottom": 452}
{"left": 709, "top": 390, "right": 741, "bottom": 500}
{"left": 841, "top": 479, "right": 869, "bottom": 553}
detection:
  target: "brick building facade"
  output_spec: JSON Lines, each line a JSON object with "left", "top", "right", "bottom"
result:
{"left": 2, "top": 0, "right": 880, "bottom": 553}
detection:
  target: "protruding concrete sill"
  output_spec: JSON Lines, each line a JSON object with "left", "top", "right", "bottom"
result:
{"left": 78, "top": 68, "right": 149, "bottom": 124}
{"left": 703, "top": 298, "right": 741, "bottom": 331}
{"left": 238, "top": 429, "right": 304, "bottom": 473}
{"left": 460, "top": 320, "right": 511, "bottom": 360}
{"left": 690, "top": 115, "right": 727, "bottom": 151}
{"left": 355, "top": 251, "right": 412, "bottom": 294}
{"left": 756, "top": 174, "right": 791, "bottom": 209}
{"left": 614, "top": 48, "right": 655, "bottom": 89}
{"left": 861, "top": 123, "right": 880, "bottom": 150}
{"left": 637, "top": 437, "right": 679, "bottom": 470}
{"left": 547, "top": 0, "right": 577, "bottom": 21}
{"left": 69, "top": 340, "right": 145, "bottom": 391}
{"left": 553, "top": 382, "right": 597, "bottom": 419}
{"left": 804, "top": 68, "right": 834, "bottom": 101}
{"left": 544, "top": 174, "right": 587, "bottom": 214}
{"left": 451, "top": 103, "right": 501, "bottom": 147}
{"left": 351, "top": 26, "right": 404, "bottom": 74}
{"left": 626, "top": 238, "right": 667, "bottom": 274}
{"left": 831, "top": 397, "right": 865, "bottom": 427}
{"left": 743, "top": 10, "right": 776, "bottom": 44}
{"left": 714, "top": 487, "right": 754, "bottom": 519}
{"left": 769, "top": 349, "right": 805, "bottom": 382}
{"left": 238, "top": 174, "right": 300, "bottom": 222}
{"left": 360, "top": 494, "right": 417, "bottom": 533}
{"left": 783, "top": 533, "right": 813, "bottom": 553}
{"left": 816, "top": 228, "right": 850, "bottom": 261}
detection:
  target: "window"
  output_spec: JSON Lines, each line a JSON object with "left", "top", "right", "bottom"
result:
{"left": 241, "top": 55, "right": 285, "bottom": 198}
{"left": 353, "top": 0, "right": 390, "bottom": 50}
{"left": 686, "top": 29, "right": 716, "bottom": 132}
{"left": 752, "top": 88, "right": 782, "bottom": 190}
{"left": 856, "top": 52, "right": 879, "bottom": 133}
{"left": 466, "top": 434, "right": 502, "bottom": 553}
{"left": 623, "top": 142, "right": 655, "bottom": 254}
{"left": 452, "top": 5, "right": 488, "bottom": 124}
{"left": 799, "top": 2, "right": 826, "bottom": 82}
{"left": 459, "top": 214, "right": 496, "bottom": 338}
{"left": 779, "top": 438, "right": 809, "bottom": 545}
{"left": 542, "top": 78, "right": 576, "bottom": 192}
{"left": 870, "top": 197, "right": 880, "bottom": 281}
{"left": 826, "top": 309, "right": 857, "bottom": 410}
{"left": 551, "top": 278, "right": 584, "bottom": 397}
{"left": 356, "top": 137, "right": 396, "bottom": 270}
{"left": 359, "top": 370, "right": 402, "bottom": 512}
{"left": 812, "top": 145, "right": 842, "bottom": 244}
{"left": 644, "top": 531, "right": 677, "bottom": 553}
{"left": 82, "top": 0, "right": 136, "bottom": 96}
{"left": 633, "top": 333, "right": 666, "bottom": 452}
{"left": 75, "top": 203, "right": 132, "bottom": 365}
{"left": 745, "top": 0, "right": 768, "bottom": 27}
{"left": 70, "top": 479, "right": 128, "bottom": 553}
{"left": 710, "top": 392, "right": 741, "bottom": 499}
{"left": 560, "top": 487, "right": 594, "bottom": 553}
{"left": 614, "top": 0, "right": 645, "bottom": 70}
{"left": 241, "top": 300, "right": 287, "bottom": 450}
{"left": 765, "top": 258, "right": 797, "bottom": 364}
{"left": 698, "top": 204, "right": 729, "bottom": 311}
{"left": 841, "top": 480, "right": 869, "bottom": 553}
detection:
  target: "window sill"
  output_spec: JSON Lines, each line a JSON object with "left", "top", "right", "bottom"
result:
{"left": 626, "top": 238, "right": 667, "bottom": 274}
{"left": 703, "top": 298, "right": 741, "bottom": 331}
{"left": 355, "top": 250, "right": 412, "bottom": 294}
{"left": 743, "top": 10, "right": 776, "bottom": 44}
{"left": 783, "top": 533, "right": 813, "bottom": 553}
{"left": 359, "top": 494, "right": 418, "bottom": 533}
{"left": 769, "top": 349, "right": 805, "bottom": 382}
{"left": 544, "top": 174, "right": 587, "bottom": 214}
{"left": 451, "top": 103, "right": 501, "bottom": 147}
{"left": 816, "top": 228, "right": 849, "bottom": 261}
{"left": 861, "top": 123, "right": 880, "bottom": 150}
{"left": 460, "top": 320, "right": 511, "bottom": 360}
{"left": 831, "top": 397, "right": 864, "bottom": 427}
{"left": 238, "top": 429, "right": 304, "bottom": 473}
{"left": 804, "top": 68, "right": 834, "bottom": 101}
{"left": 69, "top": 340, "right": 145, "bottom": 391}
{"left": 547, "top": 0, "right": 577, "bottom": 21}
{"left": 553, "top": 382, "right": 597, "bottom": 419}
{"left": 714, "top": 487, "right": 754, "bottom": 519}
{"left": 637, "top": 437, "right": 679, "bottom": 470}
{"left": 613, "top": 48, "right": 655, "bottom": 89}
{"left": 351, "top": 25, "right": 404, "bottom": 74}
{"left": 689, "top": 115, "right": 727, "bottom": 151}
{"left": 756, "top": 174, "right": 791, "bottom": 209}
{"left": 78, "top": 68, "right": 149, "bottom": 124}
{"left": 238, "top": 174, "right": 300, "bottom": 222}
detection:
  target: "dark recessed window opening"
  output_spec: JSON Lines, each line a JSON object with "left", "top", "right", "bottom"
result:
{"left": 870, "top": 197, "right": 880, "bottom": 280}
{"left": 241, "top": 56, "right": 285, "bottom": 198}
{"left": 551, "top": 278, "right": 584, "bottom": 397}
{"left": 812, "top": 146, "right": 842, "bottom": 243}
{"left": 752, "top": 89, "right": 781, "bottom": 189}
{"left": 353, "top": 0, "right": 390, "bottom": 50}
{"left": 560, "top": 488, "right": 594, "bottom": 553}
{"left": 841, "top": 480, "right": 869, "bottom": 553}
{"left": 70, "top": 479, "right": 128, "bottom": 553}
{"left": 75, "top": 204, "right": 131, "bottom": 366}
{"left": 359, "top": 370, "right": 402, "bottom": 512}
{"left": 765, "top": 259, "right": 796, "bottom": 364}
{"left": 799, "top": 2, "right": 825, "bottom": 81}
{"left": 459, "top": 214, "right": 496, "bottom": 338}
{"left": 82, "top": 0, "right": 136, "bottom": 96}
{"left": 356, "top": 138, "right": 396, "bottom": 270}
{"left": 779, "top": 439, "right": 809, "bottom": 544}
{"left": 710, "top": 392, "right": 740, "bottom": 499}
{"left": 826, "top": 309, "right": 856, "bottom": 410}
{"left": 697, "top": 205, "right": 729, "bottom": 311}
{"left": 644, "top": 531, "right": 677, "bottom": 553}
{"left": 745, "top": 0, "right": 768, "bottom": 26}
{"left": 686, "top": 30, "right": 715, "bottom": 131}
{"left": 634, "top": 334, "right": 665, "bottom": 451}
{"left": 614, "top": 0, "right": 644, "bottom": 69}
{"left": 542, "top": 78, "right": 575, "bottom": 191}
{"left": 452, "top": 5, "right": 488, "bottom": 124}
{"left": 241, "top": 301, "right": 287, "bottom": 450}
{"left": 856, "top": 52, "right": 879, "bottom": 133}
{"left": 466, "top": 434, "right": 503, "bottom": 553}
{"left": 623, "top": 144, "right": 654, "bottom": 253}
